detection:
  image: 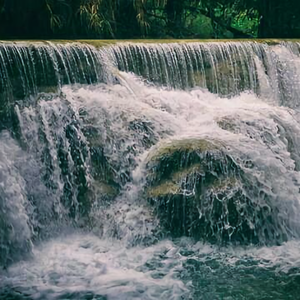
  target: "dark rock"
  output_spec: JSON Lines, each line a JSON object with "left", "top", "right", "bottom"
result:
{"left": 145, "top": 138, "right": 287, "bottom": 245}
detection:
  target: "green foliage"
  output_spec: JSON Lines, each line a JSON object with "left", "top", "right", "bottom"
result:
{"left": 0, "top": 0, "right": 299, "bottom": 39}
{"left": 46, "top": 1, "right": 63, "bottom": 31}
{"left": 185, "top": 14, "right": 214, "bottom": 38}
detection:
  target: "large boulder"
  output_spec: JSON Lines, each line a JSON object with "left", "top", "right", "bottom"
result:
{"left": 145, "top": 138, "right": 286, "bottom": 245}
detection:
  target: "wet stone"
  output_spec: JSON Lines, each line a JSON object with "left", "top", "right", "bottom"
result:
{"left": 145, "top": 138, "right": 289, "bottom": 245}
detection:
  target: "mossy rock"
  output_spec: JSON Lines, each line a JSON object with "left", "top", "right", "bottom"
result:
{"left": 145, "top": 138, "right": 287, "bottom": 245}
{"left": 147, "top": 164, "right": 203, "bottom": 198}
{"left": 80, "top": 105, "right": 161, "bottom": 188}
{"left": 148, "top": 139, "right": 219, "bottom": 160}
{"left": 92, "top": 181, "right": 119, "bottom": 204}
{"left": 82, "top": 126, "right": 120, "bottom": 203}
{"left": 146, "top": 139, "right": 235, "bottom": 186}
{"left": 37, "top": 86, "right": 59, "bottom": 94}
{"left": 147, "top": 178, "right": 260, "bottom": 244}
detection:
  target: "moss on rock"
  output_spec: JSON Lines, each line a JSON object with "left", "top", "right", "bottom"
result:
{"left": 147, "top": 139, "right": 219, "bottom": 162}
{"left": 147, "top": 164, "right": 203, "bottom": 198}
{"left": 146, "top": 138, "right": 235, "bottom": 188}
{"left": 145, "top": 138, "right": 286, "bottom": 245}
{"left": 92, "top": 181, "right": 119, "bottom": 203}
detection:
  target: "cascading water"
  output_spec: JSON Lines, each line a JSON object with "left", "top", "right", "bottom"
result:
{"left": 1, "top": 41, "right": 300, "bottom": 299}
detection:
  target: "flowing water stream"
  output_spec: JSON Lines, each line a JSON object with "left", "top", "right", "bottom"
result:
{"left": 1, "top": 41, "right": 300, "bottom": 299}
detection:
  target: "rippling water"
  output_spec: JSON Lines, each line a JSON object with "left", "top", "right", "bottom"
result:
{"left": 1, "top": 233, "right": 300, "bottom": 299}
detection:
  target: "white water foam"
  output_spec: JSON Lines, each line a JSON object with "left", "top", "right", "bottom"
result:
{"left": 2, "top": 72, "right": 300, "bottom": 298}
{"left": 1, "top": 234, "right": 188, "bottom": 299}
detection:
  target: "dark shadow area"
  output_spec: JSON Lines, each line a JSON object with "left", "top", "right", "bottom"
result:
{"left": 1, "top": 0, "right": 300, "bottom": 40}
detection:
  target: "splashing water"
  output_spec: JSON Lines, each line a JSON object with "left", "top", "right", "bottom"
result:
{"left": 1, "top": 41, "right": 300, "bottom": 299}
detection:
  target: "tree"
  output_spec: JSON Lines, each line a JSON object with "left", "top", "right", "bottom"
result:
{"left": 0, "top": 0, "right": 299, "bottom": 39}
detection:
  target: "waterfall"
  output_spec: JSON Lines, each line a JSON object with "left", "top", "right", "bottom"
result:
{"left": 1, "top": 40, "right": 300, "bottom": 299}
{"left": 2, "top": 41, "right": 300, "bottom": 106}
